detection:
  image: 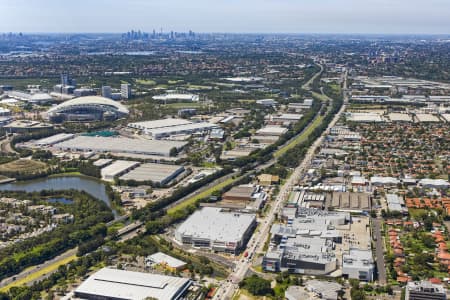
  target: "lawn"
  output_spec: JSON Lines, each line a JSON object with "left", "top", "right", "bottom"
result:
{"left": 0, "top": 254, "right": 77, "bottom": 292}
{"left": 167, "top": 177, "right": 236, "bottom": 215}
{"left": 164, "top": 102, "right": 203, "bottom": 109}
{"left": 135, "top": 79, "right": 156, "bottom": 85}
{"left": 312, "top": 91, "right": 331, "bottom": 102}
{"left": 274, "top": 115, "right": 324, "bottom": 158}
{"left": 0, "top": 159, "right": 48, "bottom": 174}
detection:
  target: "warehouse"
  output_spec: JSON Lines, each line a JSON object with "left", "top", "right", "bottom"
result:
{"left": 271, "top": 113, "right": 303, "bottom": 125}
{"left": 129, "top": 118, "right": 218, "bottom": 139}
{"left": 386, "top": 193, "right": 408, "bottom": 214}
{"left": 3, "top": 120, "right": 53, "bottom": 133}
{"left": 342, "top": 249, "right": 375, "bottom": 281}
{"left": 388, "top": 113, "right": 412, "bottom": 122}
{"left": 148, "top": 122, "right": 218, "bottom": 139}
{"left": 74, "top": 268, "right": 192, "bottom": 300}
{"left": 119, "top": 163, "right": 185, "bottom": 185}
{"left": 175, "top": 207, "right": 256, "bottom": 254}
{"left": 326, "top": 192, "right": 371, "bottom": 212}
{"left": 221, "top": 185, "right": 267, "bottom": 208}
{"left": 128, "top": 118, "right": 192, "bottom": 132}
{"left": 415, "top": 113, "right": 441, "bottom": 123}
{"left": 101, "top": 160, "right": 140, "bottom": 181}
{"left": 146, "top": 252, "right": 187, "bottom": 272}
{"left": 33, "top": 133, "right": 75, "bottom": 146}
{"left": 347, "top": 112, "right": 384, "bottom": 123}
{"left": 54, "top": 136, "right": 186, "bottom": 157}
{"left": 256, "top": 126, "right": 288, "bottom": 136}
{"left": 153, "top": 93, "right": 199, "bottom": 102}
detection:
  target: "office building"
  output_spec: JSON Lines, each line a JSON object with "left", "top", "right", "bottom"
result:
{"left": 121, "top": 83, "right": 132, "bottom": 99}
{"left": 101, "top": 86, "right": 112, "bottom": 99}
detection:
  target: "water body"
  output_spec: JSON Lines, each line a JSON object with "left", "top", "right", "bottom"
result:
{"left": 47, "top": 197, "right": 74, "bottom": 205}
{"left": 0, "top": 176, "right": 117, "bottom": 216}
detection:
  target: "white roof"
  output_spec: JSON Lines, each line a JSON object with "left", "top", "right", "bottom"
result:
{"left": 176, "top": 207, "right": 255, "bottom": 243}
{"left": 147, "top": 252, "right": 186, "bottom": 268}
{"left": 153, "top": 93, "right": 199, "bottom": 101}
{"left": 101, "top": 160, "right": 140, "bottom": 179}
{"left": 256, "top": 126, "right": 288, "bottom": 136}
{"left": 129, "top": 118, "right": 192, "bottom": 130}
{"left": 388, "top": 113, "right": 412, "bottom": 122}
{"left": 55, "top": 136, "right": 186, "bottom": 157}
{"left": 75, "top": 268, "right": 191, "bottom": 300}
{"left": 48, "top": 96, "right": 129, "bottom": 114}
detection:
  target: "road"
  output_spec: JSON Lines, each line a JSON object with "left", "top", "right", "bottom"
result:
{"left": 214, "top": 67, "right": 347, "bottom": 300}
{"left": 373, "top": 218, "right": 387, "bottom": 285}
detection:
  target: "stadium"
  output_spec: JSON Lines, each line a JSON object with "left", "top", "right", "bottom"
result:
{"left": 47, "top": 96, "right": 129, "bottom": 122}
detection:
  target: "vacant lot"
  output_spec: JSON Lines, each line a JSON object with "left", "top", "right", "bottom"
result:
{"left": 0, "top": 159, "right": 48, "bottom": 174}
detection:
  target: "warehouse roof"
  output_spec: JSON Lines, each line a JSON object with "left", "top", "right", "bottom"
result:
{"left": 388, "top": 113, "right": 412, "bottom": 122}
{"left": 128, "top": 118, "right": 192, "bottom": 130}
{"left": 74, "top": 268, "right": 191, "bottom": 300}
{"left": 256, "top": 126, "right": 288, "bottom": 136}
{"left": 415, "top": 113, "right": 441, "bottom": 122}
{"left": 54, "top": 136, "right": 187, "bottom": 157}
{"left": 101, "top": 160, "right": 140, "bottom": 179}
{"left": 176, "top": 207, "right": 256, "bottom": 243}
{"left": 33, "top": 133, "right": 75, "bottom": 146}
{"left": 147, "top": 252, "right": 186, "bottom": 269}
{"left": 119, "top": 163, "right": 184, "bottom": 183}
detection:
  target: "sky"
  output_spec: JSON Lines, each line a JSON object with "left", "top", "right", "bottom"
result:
{"left": 1, "top": 0, "right": 449, "bottom": 34}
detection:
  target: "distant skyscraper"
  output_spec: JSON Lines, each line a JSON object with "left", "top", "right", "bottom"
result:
{"left": 121, "top": 84, "right": 132, "bottom": 99}
{"left": 101, "top": 86, "right": 112, "bottom": 99}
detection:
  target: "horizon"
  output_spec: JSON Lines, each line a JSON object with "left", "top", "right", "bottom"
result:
{"left": 1, "top": 0, "right": 450, "bottom": 35}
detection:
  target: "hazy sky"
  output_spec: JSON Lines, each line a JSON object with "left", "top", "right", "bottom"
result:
{"left": 1, "top": 0, "right": 449, "bottom": 34}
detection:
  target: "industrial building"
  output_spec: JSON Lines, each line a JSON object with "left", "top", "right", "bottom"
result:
{"left": 325, "top": 192, "right": 371, "bottom": 212}
{"left": 54, "top": 135, "right": 186, "bottom": 157}
{"left": 74, "top": 268, "right": 192, "bottom": 300}
{"left": 119, "top": 163, "right": 185, "bottom": 185}
{"left": 342, "top": 249, "right": 375, "bottom": 281}
{"left": 415, "top": 113, "right": 441, "bottom": 123}
{"left": 386, "top": 193, "right": 408, "bottom": 214}
{"left": 153, "top": 93, "right": 199, "bottom": 102}
{"left": 33, "top": 133, "right": 75, "bottom": 147}
{"left": 47, "top": 96, "right": 129, "bottom": 122}
{"left": 388, "top": 113, "right": 413, "bottom": 122}
{"left": 221, "top": 184, "right": 267, "bottom": 209}
{"left": 175, "top": 207, "right": 256, "bottom": 254}
{"left": 346, "top": 112, "right": 384, "bottom": 123}
{"left": 405, "top": 281, "right": 447, "bottom": 300}
{"left": 256, "top": 126, "right": 288, "bottom": 136}
{"left": 101, "top": 160, "right": 140, "bottom": 181}
{"left": 145, "top": 252, "right": 187, "bottom": 272}
{"left": 129, "top": 118, "right": 218, "bottom": 139}
{"left": 264, "top": 208, "right": 350, "bottom": 275}
{"left": 2, "top": 120, "right": 53, "bottom": 133}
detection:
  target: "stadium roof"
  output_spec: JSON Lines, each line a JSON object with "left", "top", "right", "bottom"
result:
{"left": 75, "top": 268, "right": 191, "bottom": 300}
{"left": 47, "top": 96, "right": 129, "bottom": 114}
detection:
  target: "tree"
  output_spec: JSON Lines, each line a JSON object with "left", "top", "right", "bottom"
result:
{"left": 239, "top": 275, "right": 273, "bottom": 296}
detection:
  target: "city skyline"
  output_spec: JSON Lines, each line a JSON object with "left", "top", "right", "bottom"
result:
{"left": 1, "top": 0, "right": 450, "bottom": 34}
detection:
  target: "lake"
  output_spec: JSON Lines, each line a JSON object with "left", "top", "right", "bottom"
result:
{"left": 0, "top": 176, "right": 118, "bottom": 216}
